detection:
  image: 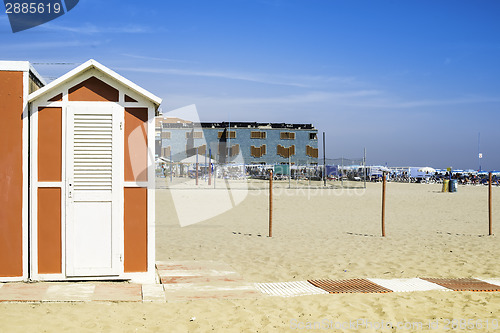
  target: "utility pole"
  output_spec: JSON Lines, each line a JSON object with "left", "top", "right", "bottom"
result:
{"left": 323, "top": 132, "right": 326, "bottom": 186}
{"left": 364, "top": 147, "right": 367, "bottom": 189}
{"left": 478, "top": 132, "right": 482, "bottom": 172}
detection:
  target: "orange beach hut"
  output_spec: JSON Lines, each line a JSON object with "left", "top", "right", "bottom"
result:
{"left": 0, "top": 60, "right": 161, "bottom": 283}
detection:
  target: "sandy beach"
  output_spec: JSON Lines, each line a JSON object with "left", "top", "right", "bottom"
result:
{"left": 2, "top": 181, "right": 500, "bottom": 332}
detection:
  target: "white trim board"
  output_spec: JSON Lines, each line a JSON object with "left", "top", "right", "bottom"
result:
{"left": 0, "top": 61, "right": 30, "bottom": 72}
{"left": 28, "top": 59, "right": 162, "bottom": 108}
{"left": 0, "top": 61, "right": 46, "bottom": 85}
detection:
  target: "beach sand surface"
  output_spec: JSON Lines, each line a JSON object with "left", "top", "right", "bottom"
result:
{"left": 2, "top": 181, "right": 500, "bottom": 332}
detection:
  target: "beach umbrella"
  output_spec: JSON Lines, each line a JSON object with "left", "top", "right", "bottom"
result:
{"left": 157, "top": 156, "right": 172, "bottom": 163}
{"left": 418, "top": 167, "right": 436, "bottom": 174}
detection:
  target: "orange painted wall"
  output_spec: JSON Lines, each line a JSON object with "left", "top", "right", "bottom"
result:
{"left": 124, "top": 187, "right": 147, "bottom": 272}
{"left": 0, "top": 71, "right": 24, "bottom": 277}
{"left": 37, "top": 188, "right": 61, "bottom": 274}
{"left": 124, "top": 108, "right": 148, "bottom": 182}
{"left": 68, "top": 76, "right": 119, "bottom": 102}
{"left": 48, "top": 93, "right": 62, "bottom": 102}
{"left": 38, "top": 107, "right": 62, "bottom": 181}
{"left": 124, "top": 94, "right": 137, "bottom": 102}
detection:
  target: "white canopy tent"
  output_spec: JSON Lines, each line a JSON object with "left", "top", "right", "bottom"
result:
{"left": 180, "top": 154, "right": 216, "bottom": 165}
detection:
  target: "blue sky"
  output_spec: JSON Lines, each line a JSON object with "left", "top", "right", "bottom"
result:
{"left": 2, "top": 0, "right": 499, "bottom": 169}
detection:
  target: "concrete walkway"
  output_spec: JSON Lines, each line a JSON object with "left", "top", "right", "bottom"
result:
{"left": 0, "top": 261, "right": 262, "bottom": 303}
{"left": 1, "top": 261, "right": 500, "bottom": 302}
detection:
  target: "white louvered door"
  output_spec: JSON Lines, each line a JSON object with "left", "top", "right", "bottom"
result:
{"left": 66, "top": 104, "right": 123, "bottom": 277}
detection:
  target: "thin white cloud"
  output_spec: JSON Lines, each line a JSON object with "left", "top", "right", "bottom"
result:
{"left": 164, "top": 90, "right": 382, "bottom": 107}
{"left": 41, "top": 22, "right": 151, "bottom": 34}
{"left": 383, "top": 96, "right": 500, "bottom": 108}
{"left": 116, "top": 66, "right": 357, "bottom": 88}
{"left": 323, "top": 94, "right": 500, "bottom": 109}
{"left": 162, "top": 90, "right": 500, "bottom": 112}
{"left": 116, "top": 66, "right": 308, "bottom": 87}
{"left": 5, "top": 40, "right": 105, "bottom": 50}
{"left": 220, "top": 90, "right": 382, "bottom": 105}
{"left": 121, "top": 54, "right": 196, "bottom": 64}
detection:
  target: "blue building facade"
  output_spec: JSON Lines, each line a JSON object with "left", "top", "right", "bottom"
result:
{"left": 156, "top": 120, "right": 319, "bottom": 165}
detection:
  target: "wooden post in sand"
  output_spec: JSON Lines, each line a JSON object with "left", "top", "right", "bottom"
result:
{"left": 214, "top": 165, "right": 217, "bottom": 189}
{"left": 323, "top": 132, "right": 326, "bottom": 187}
{"left": 208, "top": 148, "right": 212, "bottom": 186}
{"left": 170, "top": 151, "right": 173, "bottom": 182}
{"left": 195, "top": 148, "right": 199, "bottom": 186}
{"left": 269, "top": 170, "right": 273, "bottom": 237}
{"left": 489, "top": 172, "right": 493, "bottom": 236}
{"left": 381, "top": 172, "right": 386, "bottom": 237}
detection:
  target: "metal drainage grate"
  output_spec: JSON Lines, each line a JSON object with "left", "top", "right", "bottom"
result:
{"left": 308, "top": 279, "right": 392, "bottom": 294}
{"left": 421, "top": 278, "right": 500, "bottom": 292}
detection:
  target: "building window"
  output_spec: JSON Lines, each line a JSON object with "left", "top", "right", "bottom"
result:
{"left": 161, "top": 146, "right": 171, "bottom": 157}
{"left": 198, "top": 144, "right": 206, "bottom": 155}
{"left": 186, "top": 131, "right": 203, "bottom": 139}
{"left": 306, "top": 145, "right": 318, "bottom": 158}
{"left": 250, "top": 131, "right": 266, "bottom": 139}
{"left": 280, "top": 132, "right": 295, "bottom": 140}
{"left": 230, "top": 144, "right": 240, "bottom": 157}
{"left": 186, "top": 144, "right": 206, "bottom": 156}
{"left": 309, "top": 132, "right": 317, "bottom": 140}
{"left": 161, "top": 131, "right": 171, "bottom": 139}
{"left": 218, "top": 131, "right": 236, "bottom": 139}
{"left": 217, "top": 144, "right": 239, "bottom": 155}
{"left": 277, "top": 145, "right": 295, "bottom": 158}
{"left": 251, "top": 145, "right": 266, "bottom": 158}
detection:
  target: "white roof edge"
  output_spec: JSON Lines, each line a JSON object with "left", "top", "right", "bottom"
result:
{"left": 0, "top": 60, "right": 30, "bottom": 72}
{"left": 0, "top": 61, "right": 46, "bottom": 85}
{"left": 28, "top": 59, "right": 162, "bottom": 107}
{"left": 28, "top": 59, "right": 95, "bottom": 102}
{"left": 29, "top": 64, "right": 47, "bottom": 86}
{"left": 91, "top": 60, "right": 162, "bottom": 106}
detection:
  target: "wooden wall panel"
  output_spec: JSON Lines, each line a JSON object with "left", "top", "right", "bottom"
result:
{"left": 48, "top": 93, "right": 62, "bottom": 102}
{"left": 124, "top": 108, "right": 148, "bottom": 182}
{"left": 0, "top": 71, "right": 24, "bottom": 277}
{"left": 38, "top": 107, "right": 62, "bottom": 182}
{"left": 68, "top": 76, "right": 119, "bottom": 102}
{"left": 124, "top": 94, "right": 137, "bottom": 102}
{"left": 124, "top": 187, "right": 147, "bottom": 272}
{"left": 37, "top": 188, "right": 62, "bottom": 274}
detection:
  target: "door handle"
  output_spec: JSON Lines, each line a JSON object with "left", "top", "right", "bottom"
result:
{"left": 68, "top": 181, "right": 73, "bottom": 198}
